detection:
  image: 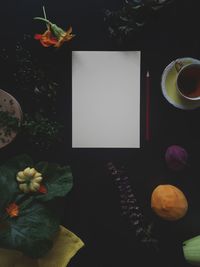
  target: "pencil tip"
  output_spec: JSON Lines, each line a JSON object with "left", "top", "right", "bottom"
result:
{"left": 146, "top": 71, "right": 150, "bottom": 77}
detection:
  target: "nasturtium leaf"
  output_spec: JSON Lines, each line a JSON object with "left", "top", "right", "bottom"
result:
{"left": 35, "top": 162, "right": 73, "bottom": 201}
{"left": 0, "top": 199, "right": 59, "bottom": 258}
{"left": 0, "top": 154, "right": 33, "bottom": 212}
{"left": 0, "top": 166, "right": 19, "bottom": 213}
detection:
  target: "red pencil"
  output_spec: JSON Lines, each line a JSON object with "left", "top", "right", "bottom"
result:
{"left": 145, "top": 71, "right": 150, "bottom": 141}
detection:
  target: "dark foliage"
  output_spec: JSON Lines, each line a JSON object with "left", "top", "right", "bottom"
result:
{"left": 104, "top": 0, "right": 175, "bottom": 42}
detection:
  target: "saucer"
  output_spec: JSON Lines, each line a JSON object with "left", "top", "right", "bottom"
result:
{"left": 161, "top": 57, "right": 200, "bottom": 110}
{"left": 0, "top": 89, "right": 23, "bottom": 149}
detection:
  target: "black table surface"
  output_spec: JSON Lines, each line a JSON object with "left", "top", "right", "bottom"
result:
{"left": 1, "top": 0, "right": 200, "bottom": 266}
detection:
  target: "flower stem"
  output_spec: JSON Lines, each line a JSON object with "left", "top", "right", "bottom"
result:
{"left": 42, "top": 6, "right": 49, "bottom": 30}
{"left": 34, "top": 17, "right": 52, "bottom": 26}
{"left": 34, "top": 17, "right": 66, "bottom": 39}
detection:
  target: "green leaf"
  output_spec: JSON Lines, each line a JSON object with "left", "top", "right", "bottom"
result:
{"left": 0, "top": 154, "right": 33, "bottom": 212}
{"left": 0, "top": 200, "right": 59, "bottom": 258}
{"left": 0, "top": 167, "right": 18, "bottom": 213}
{"left": 35, "top": 162, "right": 73, "bottom": 201}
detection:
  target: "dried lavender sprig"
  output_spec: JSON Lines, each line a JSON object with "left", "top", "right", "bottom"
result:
{"left": 107, "top": 161, "right": 158, "bottom": 249}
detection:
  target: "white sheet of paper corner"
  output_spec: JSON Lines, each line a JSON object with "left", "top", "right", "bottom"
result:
{"left": 72, "top": 51, "right": 140, "bottom": 148}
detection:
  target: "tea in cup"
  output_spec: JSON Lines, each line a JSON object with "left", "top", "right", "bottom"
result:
{"left": 176, "top": 62, "right": 200, "bottom": 100}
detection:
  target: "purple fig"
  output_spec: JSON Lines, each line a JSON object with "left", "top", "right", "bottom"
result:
{"left": 165, "top": 145, "right": 188, "bottom": 171}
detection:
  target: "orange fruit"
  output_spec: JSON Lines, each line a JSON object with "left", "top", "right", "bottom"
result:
{"left": 151, "top": 184, "right": 188, "bottom": 221}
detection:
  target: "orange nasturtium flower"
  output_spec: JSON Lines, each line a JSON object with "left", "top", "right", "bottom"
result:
{"left": 54, "top": 26, "right": 75, "bottom": 48}
{"left": 34, "top": 17, "right": 75, "bottom": 48}
{"left": 38, "top": 184, "right": 47, "bottom": 194}
{"left": 34, "top": 29, "right": 57, "bottom": 47}
{"left": 6, "top": 203, "right": 19, "bottom": 218}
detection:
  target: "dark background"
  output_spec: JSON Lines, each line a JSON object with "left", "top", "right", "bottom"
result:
{"left": 0, "top": 0, "right": 200, "bottom": 266}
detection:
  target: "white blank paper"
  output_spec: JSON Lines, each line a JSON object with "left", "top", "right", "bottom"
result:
{"left": 72, "top": 51, "right": 140, "bottom": 148}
